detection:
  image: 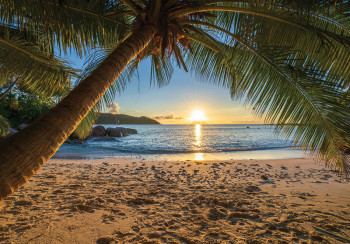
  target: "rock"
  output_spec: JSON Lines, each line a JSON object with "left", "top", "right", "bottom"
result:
{"left": 69, "top": 133, "right": 81, "bottom": 140}
{"left": 126, "top": 128, "right": 137, "bottom": 134}
{"left": 92, "top": 126, "right": 106, "bottom": 137}
{"left": 68, "top": 132, "right": 91, "bottom": 142}
{"left": 115, "top": 127, "right": 128, "bottom": 136}
{"left": 15, "top": 124, "right": 28, "bottom": 131}
{"left": 64, "top": 139, "right": 72, "bottom": 144}
{"left": 106, "top": 128, "right": 122, "bottom": 137}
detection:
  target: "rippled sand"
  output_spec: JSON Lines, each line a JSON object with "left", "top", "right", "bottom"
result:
{"left": 0, "top": 158, "right": 349, "bottom": 243}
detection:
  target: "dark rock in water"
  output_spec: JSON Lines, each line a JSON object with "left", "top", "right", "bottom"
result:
{"left": 106, "top": 127, "right": 123, "bottom": 137}
{"left": 69, "top": 133, "right": 82, "bottom": 140}
{"left": 92, "top": 126, "right": 106, "bottom": 137}
{"left": 115, "top": 127, "right": 128, "bottom": 136}
{"left": 69, "top": 132, "right": 92, "bottom": 141}
{"left": 68, "top": 139, "right": 84, "bottom": 144}
{"left": 16, "top": 123, "right": 28, "bottom": 131}
{"left": 93, "top": 137, "right": 118, "bottom": 141}
{"left": 89, "top": 126, "right": 135, "bottom": 138}
{"left": 126, "top": 128, "right": 137, "bottom": 134}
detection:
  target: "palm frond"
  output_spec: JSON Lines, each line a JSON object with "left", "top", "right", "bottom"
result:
{"left": 0, "top": 0, "right": 132, "bottom": 56}
{"left": 171, "top": 1, "right": 350, "bottom": 89}
{"left": 185, "top": 27, "right": 350, "bottom": 174}
{"left": 0, "top": 24, "right": 77, "bottom": 97}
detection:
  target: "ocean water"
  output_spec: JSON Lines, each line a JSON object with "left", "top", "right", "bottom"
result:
{"left": 55, "top": 124, "right": 305, "bottom": 160}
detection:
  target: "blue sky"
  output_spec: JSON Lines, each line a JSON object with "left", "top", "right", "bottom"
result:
{"left": 67, "top": 52, "right": 263, "bottom": 124}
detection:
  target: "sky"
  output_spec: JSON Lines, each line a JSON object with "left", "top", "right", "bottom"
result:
{"left": 68, "top": 52, "right": 264, "bottom": 124}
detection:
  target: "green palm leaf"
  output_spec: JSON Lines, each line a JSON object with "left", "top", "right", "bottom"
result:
{"left": 0, "top": 24, "right": 77, "bottom": 97}
{"left": 184, "top": 23, "right": 350, "bottom": 174}
{"left": 0, "top": 0, "right": 131, "bottom": 56}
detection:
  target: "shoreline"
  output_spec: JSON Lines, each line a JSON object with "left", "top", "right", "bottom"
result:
{"left": 53, "top": 147, "right": 306, "bottom": 162}
{"left": 1, "top": 157, "right": 349, "bottom": 243}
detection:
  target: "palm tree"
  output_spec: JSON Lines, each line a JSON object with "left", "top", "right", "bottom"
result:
{"left": 1, "top": 0, "right": 350, "bottom": 200}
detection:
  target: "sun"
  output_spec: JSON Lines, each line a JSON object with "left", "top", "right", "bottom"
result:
{"left": 189, "top": 110, "right": 207, "bottom": 123}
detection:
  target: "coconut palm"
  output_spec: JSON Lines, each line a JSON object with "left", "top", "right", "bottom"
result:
{"left": 1, "top": 0, "right": 350, "bottom": 200}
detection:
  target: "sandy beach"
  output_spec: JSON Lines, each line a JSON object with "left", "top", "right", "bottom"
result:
{"left": 0, "top": 157, "right": 349, "bottom": 243}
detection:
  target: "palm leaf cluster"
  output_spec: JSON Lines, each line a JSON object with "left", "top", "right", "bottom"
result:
{"left": 0, "top": 0, "right": 130, "bottom": 135}
{"left": 1, "top": 0, "right": 350, "bottom": 174}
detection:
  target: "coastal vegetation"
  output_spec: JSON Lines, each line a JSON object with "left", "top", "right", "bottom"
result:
{"left": 96, "top": 113, "right": 160, "bottom": 125}
{"left": 0, "top": 0, "right": 350, "bottom": 199}
{"left": 0, "top": 89, "right": 58, "bottom": 129}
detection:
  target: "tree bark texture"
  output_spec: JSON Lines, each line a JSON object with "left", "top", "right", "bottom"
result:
{"left": 0, "top": 25, "right": 156, "bottom": 200}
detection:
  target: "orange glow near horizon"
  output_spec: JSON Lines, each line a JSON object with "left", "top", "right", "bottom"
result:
{"left": 189, "top": 110, "right": 207, "bottom": 123}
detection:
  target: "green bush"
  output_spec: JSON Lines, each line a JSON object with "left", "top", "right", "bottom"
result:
{"left": 0, "top": 90, "right": 56, "bottom": 127}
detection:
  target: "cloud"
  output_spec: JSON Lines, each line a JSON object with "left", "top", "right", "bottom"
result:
{"left": 107, "top": 103, "right": 120, "bottom": 114}
{"left": 132, "top": 110, "right": 138, "bottom": 113}
{"left": 154, "top": 114, "right": 183, "bottom": 120}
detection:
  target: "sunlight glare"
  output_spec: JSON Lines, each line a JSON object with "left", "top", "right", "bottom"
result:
{"left": 194, "top": 124, "right": 201, "bottom": 147}
{"left": 189, "top": 110, "right": 207, "bottom": 123}
{"left": 194, "top": 153, "right": 204, "bottom": 160}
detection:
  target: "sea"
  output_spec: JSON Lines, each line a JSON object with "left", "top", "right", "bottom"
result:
{"left": 54, "top": 124, "right": 305, "bottom": 161}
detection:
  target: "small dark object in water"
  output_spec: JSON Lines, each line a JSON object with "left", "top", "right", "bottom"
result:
{"left": 246, "top": 126, "right": 250, "bottom": 128}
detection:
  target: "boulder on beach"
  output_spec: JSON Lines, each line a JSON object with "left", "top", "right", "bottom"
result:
{"left": 69, "top": 132, "right": 82, "bottom": 140}
{"left": 115, "top": 127, "right": 128, "bottom": 136}
{"left": 88, "top": 126, "right": 136, "bottom": 138}
{"left": 126, "top": 128, "right": 137, "bottom": 134}
{"left": 92, "top": 126, "right": 106, "bottom": 137}
{"left": 106, "top": 127, "right": 123, "bottom": 137}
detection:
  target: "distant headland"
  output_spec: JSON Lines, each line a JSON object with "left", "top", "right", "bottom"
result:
{"left": 96, "top": 113, "right": 160, "bottom": 125}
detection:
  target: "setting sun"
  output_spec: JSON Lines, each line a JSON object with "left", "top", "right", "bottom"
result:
{"left": 189, "top": 110, "right": 207, "bottom": 123}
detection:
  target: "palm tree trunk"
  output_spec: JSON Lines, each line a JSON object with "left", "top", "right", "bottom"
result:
{"left": 0, "top": 25, "right": 156, "bottom": 200}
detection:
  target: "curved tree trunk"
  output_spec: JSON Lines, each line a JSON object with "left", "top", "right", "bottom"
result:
{"left": 0, "top": 25, "right": 156, "bottom": 200}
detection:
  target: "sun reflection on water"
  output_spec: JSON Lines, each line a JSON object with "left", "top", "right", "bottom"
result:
{"left": 194, "top": 124, "right": 201, "bottom": 147}
{"left": 193, "top": 124, "right": 204, "bottom": 160}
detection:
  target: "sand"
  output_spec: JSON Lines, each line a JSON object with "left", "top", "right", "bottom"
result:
{"left": 0, "top": 157, "right": 349, "bottom": 243}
